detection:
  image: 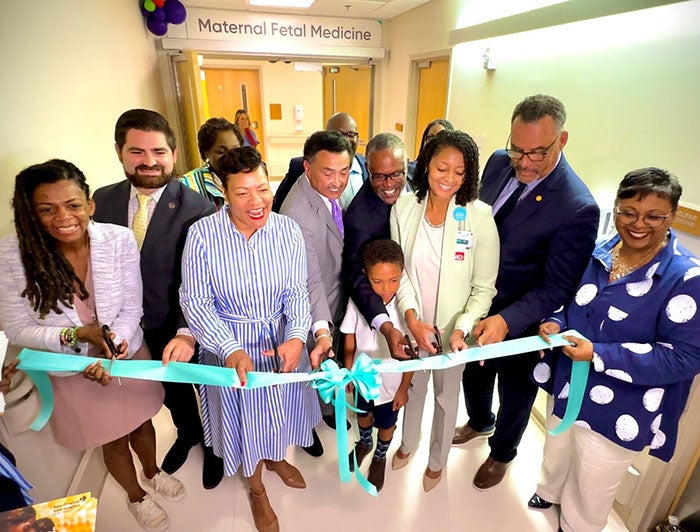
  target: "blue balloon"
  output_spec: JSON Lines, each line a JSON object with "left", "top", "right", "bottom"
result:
{"left": 152, "top": 7, "right": 166, "bottom": 21}
{"left": 164, "top": 0, "right": 187, "bottom": 25}
{"left": 146, "top": 17, "right": 169, "bottom": 36}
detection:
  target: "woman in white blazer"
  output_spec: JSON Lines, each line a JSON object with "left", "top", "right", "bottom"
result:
{"left": 0, "top": 160, "right": 180, "bottom": 532}
{"left": 390, "top": 130, "right": 500, "bottom": 491}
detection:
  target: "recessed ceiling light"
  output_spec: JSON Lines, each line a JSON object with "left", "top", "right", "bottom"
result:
{"left": 248, "top": 0, "right": 316, "bottom": 7}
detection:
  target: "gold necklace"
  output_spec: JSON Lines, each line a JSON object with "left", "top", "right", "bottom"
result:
{"left": 609, "top": 236, "right": 668, "bottom": 281}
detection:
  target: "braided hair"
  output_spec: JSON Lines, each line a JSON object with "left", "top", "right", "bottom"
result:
{"left": 13, "top": 159, "right": 90, "bottom": 318}
{"left": 412, "top": 130, "right": 480, "bottom": 206}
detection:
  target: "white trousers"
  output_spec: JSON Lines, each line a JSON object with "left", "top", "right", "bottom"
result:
{"left": 537, "top": 396, "right": 637, "bottom": 532}
{"left": 399, "top": 363, "right": 464, "bottom": 471}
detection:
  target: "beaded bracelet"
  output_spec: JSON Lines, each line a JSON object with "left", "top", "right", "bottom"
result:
{"left": 60, "top": 326, "right": 79, "bottom": 347}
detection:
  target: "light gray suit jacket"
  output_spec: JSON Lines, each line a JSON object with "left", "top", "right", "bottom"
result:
{"left": 0, "top": 222, "right": 144, "bottom": 357}
{"left": 280, "top": 175, "right": 344, "bottom": 327}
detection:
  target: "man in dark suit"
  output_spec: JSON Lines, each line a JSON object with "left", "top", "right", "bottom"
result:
{"left": 92, "top": 109, "right": 223, "bottom": 489}
{"left": 455, "top": 95, "right": 600, "bottom": 490}
{"left": 272, "top": 112, "right": 369, "bottom": 212}
{"left": 280, "top": 130, "right": 353, "bottom": 457}
{"left": 343, "top": 133, "right": 410, "bottom": 361}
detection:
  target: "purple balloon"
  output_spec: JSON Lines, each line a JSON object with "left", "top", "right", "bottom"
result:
{"left": 164, "top": 0, "right": 187, "bottom": 25}
{"left": 140, "top": 3, "right": 150, "bottom": 17}
{"left": 152, "top": 7, "right": 166, "bottom": 21}
{"left": 146, "top": 17, "right": 169, "bottom": 36}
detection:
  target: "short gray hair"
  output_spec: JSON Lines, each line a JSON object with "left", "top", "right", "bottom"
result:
{"left": 365, "top": 133, "right": 406, "bottom": 160}
{"left": 511, "top": 94, "right": 567, "bottom": 131}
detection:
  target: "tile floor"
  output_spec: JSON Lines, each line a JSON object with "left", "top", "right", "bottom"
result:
{"left": 96, "top": 384, "right": 629, "bottom": 531}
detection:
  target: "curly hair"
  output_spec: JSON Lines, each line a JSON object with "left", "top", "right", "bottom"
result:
{"left": 197, "top": 117, "right": 244, "bottom": 161}
{"left": 362, "top": 239, "right": 404, "bottom": 271}
{"left": 411, "top": 130, "right": 480, "bottom": 206}
{"left": 616, "top": 167, "right": 682, "bottom": 210}
{"left": 217, "top": 146, "right": 268, "bottom": 189}
{"left": 12, "top": 159, "right": 90, "bottom": 318}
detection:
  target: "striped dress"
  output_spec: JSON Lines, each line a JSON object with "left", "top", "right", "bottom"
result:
{"left": 180, "top": 209, "right": 320, "bottom": 477}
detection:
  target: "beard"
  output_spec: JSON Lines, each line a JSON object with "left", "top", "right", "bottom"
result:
{"left": 124, "top": 165, "right": 177, "bottom": 190}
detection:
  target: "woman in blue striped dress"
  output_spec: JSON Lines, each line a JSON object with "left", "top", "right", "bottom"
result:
{"left": 180, "top": 147, "right": 320, "bottom": 532}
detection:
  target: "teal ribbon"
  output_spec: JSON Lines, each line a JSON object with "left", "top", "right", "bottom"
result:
{"left": 16, "top": 331, "right": 585, "bottom": 491}
{"left": 311, "top": 354, "right": 381, "bottom": 496}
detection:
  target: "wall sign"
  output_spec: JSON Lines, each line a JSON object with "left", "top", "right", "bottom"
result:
{"left": 673, "top": 204, "right": 700, "bottom": 237}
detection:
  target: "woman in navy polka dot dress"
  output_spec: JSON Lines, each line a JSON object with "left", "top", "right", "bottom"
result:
{"left": 529, "top": 167, "right": 700, "bottom": 532}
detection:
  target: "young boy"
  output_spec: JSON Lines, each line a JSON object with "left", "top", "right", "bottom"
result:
{"left": 340, "top": 239, "right": 413, "bottom": 492}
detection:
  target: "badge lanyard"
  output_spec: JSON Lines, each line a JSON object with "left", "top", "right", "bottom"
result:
{"left": 453, "top": 206, "right": 473, "bottom": 261}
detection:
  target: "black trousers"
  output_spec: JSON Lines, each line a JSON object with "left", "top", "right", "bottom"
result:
{"left": 143, "top": 327, "right": 204, "bottom": 446}
{"left": 0, "top": 444, "right": 27, "bottom": 512}
{"left": 461, "top": 351, "right": 539, "bottom": 463}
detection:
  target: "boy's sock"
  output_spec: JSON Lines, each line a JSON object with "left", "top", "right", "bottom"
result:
{"left": 373, "top": 437, "right": 392, "bottom": 460}
{"left": 359, "top": 425, "right": 373, "bottom": 448}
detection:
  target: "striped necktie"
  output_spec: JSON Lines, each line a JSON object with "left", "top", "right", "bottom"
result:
{"left": 330, "top": 199, "right": 344, "bottom": 237}
{"left": 133, "top": 193, "right": 151, "bottom": 249}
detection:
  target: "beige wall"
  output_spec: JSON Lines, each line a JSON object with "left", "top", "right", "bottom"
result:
{"left": 378, "top": 0, "right": 700, "bottom": 212}
{"left": 202, "top": 59, "right": 323, "bottom": 178}
{"left": 0, "top": 2, "right": 165, "bottom": 237}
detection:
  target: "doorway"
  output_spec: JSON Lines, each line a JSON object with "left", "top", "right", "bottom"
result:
{"left": 413, "top": 57, "right": 450, "bottom": 159}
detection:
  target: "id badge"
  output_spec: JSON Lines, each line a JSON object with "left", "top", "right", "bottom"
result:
{"left": 454, "top": 230, "right": 474, "bottom": 261}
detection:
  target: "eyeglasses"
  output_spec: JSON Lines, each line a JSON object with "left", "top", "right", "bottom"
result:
{"left": 505, "top": 135, "right": 559, "bottom": 162}
{"left": 339, "top": 130, "right": 359, "bottom": 140}
{"left": 370, "top": 170, "right": 406, "bottom": 184}
{"left": 615, "top": 209, "right": 672, "bottom": 228}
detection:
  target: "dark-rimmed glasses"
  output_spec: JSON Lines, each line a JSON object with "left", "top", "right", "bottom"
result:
{"left": 505, "top": 134, "right": 559, "bottom": 162}
{"left": 339, "top": 130, "right": 359, "bottom": 140}
{"left": 615, "top": 209, "right": 672, "bottom": 228}
{"left": 370, "top": 170, "right": 406, "bottom": 184}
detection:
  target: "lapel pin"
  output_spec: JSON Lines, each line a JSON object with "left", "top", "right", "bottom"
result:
{"left": 168, "top": 202, "right": 176, "bottom": 209}
{"left": 535, "top": 195, "right": 542, "bottom": 202}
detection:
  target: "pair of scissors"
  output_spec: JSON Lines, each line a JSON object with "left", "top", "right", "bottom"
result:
{"left": 431, "top": 326, "right": 443, "bottom": 355}
{"left": 267, "top": 322, "right": 282, "bottom": 374}
{"left": 101, "top": 325, "right": 122, "bottom": 386}
{"left": 403, "top": 335, "right": 420, "bottom": 360}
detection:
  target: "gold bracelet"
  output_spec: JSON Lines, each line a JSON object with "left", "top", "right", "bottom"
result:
{"left": 314, "top": 333, "right": 331, "bottom": 341}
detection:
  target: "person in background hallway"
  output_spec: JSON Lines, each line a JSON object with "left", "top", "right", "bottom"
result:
{"left": 180, "top": 147, "right": 318, "bottom": 532}
{"left": 235, "top": 109, "right": 259, "bottom": 149}
{"left": 0, "top": 160, "right": 181, "bottom": 531}
{"left": 342, "top": 239, "right": 413, "bottom": 492}
{"left": 530, "top": 168, "right": 700, "bottom": 532}
{"left": 456, "top": 94, "right": 600, "bottom": 490}
{"left": 407, "top": 119, "right": 454, "bottom": 185}
{"left": 390, "top": 130, "right": 500, "bottom": 491}
{"left": 343, "top": 133, "right": 411, "bottom": 361}
{"left": 180, "top": 117, "right": 244, "bottom": 209}
{"left": 280, "top": 130, "right": 353, "bottom": 457}
{"left": 91, "top": 109, "right": 223, "bottom": 489}
{"left": 272, "top": 112, "right": 369, "bottom": 212}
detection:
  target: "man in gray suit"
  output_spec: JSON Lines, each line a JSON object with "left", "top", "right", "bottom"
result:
{"left": 280, "top": 130, "right": 353, "bottom": 456}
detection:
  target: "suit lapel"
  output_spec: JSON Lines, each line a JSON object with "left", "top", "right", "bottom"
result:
{"left": 505, "top": 158, "right": 566, "bottom": 226}
{"left": 144, "top": 180, "right": 180, "bottom": 247}
{"left": 300, "top": 176, "right": 343, "bottom": 243}
{"left": 109, "top": 181, "right": 131, "bottom": 227}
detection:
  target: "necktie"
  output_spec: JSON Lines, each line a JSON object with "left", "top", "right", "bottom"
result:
{"left": 494, "top": 181, "right": 527, "bottom": 228}
{"left": 133, "top": 193, "right": 151, "bottom": 249}
{"left": 330, "top": 199, "right": 344, "bottom": 237}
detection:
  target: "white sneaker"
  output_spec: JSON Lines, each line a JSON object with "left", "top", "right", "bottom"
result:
{"left": 141, "top": 470, "right": 186, "bottom": 501}
{"left": 128, "top": 494, "right": 169, "bottom": 531}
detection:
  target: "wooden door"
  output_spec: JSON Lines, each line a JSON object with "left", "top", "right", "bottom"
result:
{"left": 203, "top": 68, "right": 266, "bottom": 160}
{"left": 322, "top": 65, "right": 372, "bottom": 154}
{"left": 413, "top": 57, "right": 450, "bottom": 159}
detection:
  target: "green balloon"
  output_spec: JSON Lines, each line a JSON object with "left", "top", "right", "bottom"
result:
{"left": 144, "top": 0, "right": 156, "bottom": 12}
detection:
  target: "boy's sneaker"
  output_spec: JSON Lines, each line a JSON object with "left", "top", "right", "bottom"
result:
{"left": 141, "top": 470, "right": 186, "bottom": 501}
{"left": 128, "top": 494, "right": 169, "bottom": 531}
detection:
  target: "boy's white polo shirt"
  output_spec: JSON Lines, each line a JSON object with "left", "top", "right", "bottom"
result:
{"left": 340, "top": 297, "right": 407, "bottom": 406}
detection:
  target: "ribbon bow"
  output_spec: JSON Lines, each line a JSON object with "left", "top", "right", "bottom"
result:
{"left": 311, "top": 353, "right": 381, "bottom": 496}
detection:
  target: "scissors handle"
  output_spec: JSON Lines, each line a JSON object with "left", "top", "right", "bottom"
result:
{"left": 101, "top": 325, "right": 122, "bottom": 385}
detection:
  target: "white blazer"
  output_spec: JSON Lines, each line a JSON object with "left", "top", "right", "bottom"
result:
{"left": 0, "top": 222, "right": 144, "bottom": 357}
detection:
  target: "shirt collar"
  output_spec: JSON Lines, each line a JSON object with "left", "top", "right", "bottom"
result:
{"left": 130, "top": 183, "right": 167, "bottom": 203}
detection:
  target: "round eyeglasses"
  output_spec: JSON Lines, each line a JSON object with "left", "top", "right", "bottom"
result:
{"left": 615, "top": 209, "right": 672, "bottom": 228}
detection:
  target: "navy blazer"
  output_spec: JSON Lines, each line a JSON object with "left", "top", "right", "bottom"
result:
{"left": 272, "top": 153, "right": 368, "bottom": 213}
{"left": 342, "top": 179, "right": 393, "bottom": 326}
{"left": 480, "top": 150, "right": 599, "bottom": 337}
{"left": 92, "top": 179, "right": 216, "bottom": 334}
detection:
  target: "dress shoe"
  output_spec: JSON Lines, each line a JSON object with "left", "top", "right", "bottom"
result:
{"left": 348, "top": 442, "right": 373, "bottom": 472}
{"left": 249, "top": 487, "right": 279, "bottom": 532}
{"left": 422, "top": 468, "right": 442, "bottom": 492}
{"left": 473, "top": 456, "right": 510, "bottom": 491}
{"left": 202, "top": 446, "right": 224, "bottom": 490}
{"left": 452, "top": 424, "right": 494, "bottom": 445}
{"left": 322, "top": 413, "right": 351, "bottom": 431}
{"left": 527, "top": 493, "right": 553, "bottom": 509}
{"left": 301, "top": 429, "right": 324, "bottom": 457}
{"left": 264, "top": 460, "right": 306, "bottom": 489}
{"left": 367, "top": 457, "right": 386, "bottom": 492}
{"left": 391, "top": 450, "right": 410, "bottom": 471}
{"left": 161, "top": 438, "right": 196, "bottom": 474}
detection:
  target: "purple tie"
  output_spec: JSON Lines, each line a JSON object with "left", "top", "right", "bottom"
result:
{"left": 330, "top": 199, "right": 344, "bottom": 237}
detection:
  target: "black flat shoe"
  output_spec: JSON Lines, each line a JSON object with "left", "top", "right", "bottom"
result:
{"left": 161, "top": 438, "right": 196, "bottom": 474}
{"left": 528, "top": 493, "right": 553, "bottom": 509}
{"left": 202, "top": 446, "right": 224, "bottom": 490}
{"left": 322, "top": 413, "right": 351, "bottom": 431}
{"left": 300, "top": 429, "right": 324, "bottom": 457}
